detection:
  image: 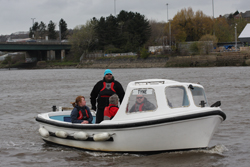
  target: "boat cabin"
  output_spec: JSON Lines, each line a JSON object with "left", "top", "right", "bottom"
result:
{"left": 102, "top": 79, "right": 210, "bottom": 124}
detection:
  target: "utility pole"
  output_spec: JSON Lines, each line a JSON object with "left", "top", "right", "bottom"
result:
{"left": 212, "top": 0, "right": 214, "bottom": 19}
{"left": 31, "top": 18, "right": 36, "bottom": 26}
{"left": 169, "top": 19, "right": 172, "bottom": 51}
{"left": 114, "top": 0, "right": 116, "bottom": 15}
{"left": 166, "top": 3, "right": 171, "bottom": 50}
{"left": 166, "top": 3, "right": 168, "bottom": 21}
{"left": 59, "top": 23, "right": 61, "bottom": 43}
{"left": 235, "top": 23, "right": 237, "bottom": 51}
{"left": 212, "top": 0, "right": 215, "bottom": 35}
{"left": 166, "top": 3, "right": 169, "bottom": 46}
{"left": 31, "top": 18, "right": 36, "bottom": 39}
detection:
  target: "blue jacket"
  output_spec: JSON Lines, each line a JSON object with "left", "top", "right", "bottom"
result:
{"left": 70, "top": 105, "right": 93, "bottom": 123}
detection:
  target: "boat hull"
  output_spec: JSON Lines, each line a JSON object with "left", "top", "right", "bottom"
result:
{"left": 37, "top": 114, "right": 224, "bottom": 153}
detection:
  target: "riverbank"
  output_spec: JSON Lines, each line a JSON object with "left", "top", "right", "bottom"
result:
{"left": 1, "top": 52, "right": 250, "bottom": 69}
{"left": 76, "top": 52, "right": 250, "bottom": 68}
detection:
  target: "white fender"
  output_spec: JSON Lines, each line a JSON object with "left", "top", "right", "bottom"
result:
{"left": 73, "top": 132, "right": 88, "bottom": 140}
{"left": 93, "top": 132, "right": 110, "bottom": 141}
{"left": 55, "top": 131, "right": 68, "bottom": 138}
{"left": 39, "top": 127, "right": 49, "bottom": 138}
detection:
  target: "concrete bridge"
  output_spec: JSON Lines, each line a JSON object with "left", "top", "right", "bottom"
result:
{"left": 0, "top": 42, "right": 71, "bottom": 61}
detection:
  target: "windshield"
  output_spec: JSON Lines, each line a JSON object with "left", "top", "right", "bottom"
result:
{"left": 191, "top": 86, "right": 208, "bottom": 107}
{"left": 165, "top": 86, "right": 190, "bottom": 108}
{"left": 126, "top": 88, "right": 157, "bottom": 113}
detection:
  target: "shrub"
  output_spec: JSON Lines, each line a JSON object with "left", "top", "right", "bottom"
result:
{"left": 140, "top": 47, "right": 150, "bottom": 59}
{"left": 198, "top": 34, "right": 218, "bottom": 54}
{"left": 190, "top": 42, "right": 199, "bottom": 55}
{"left": 2, "top": 56, "right": 12, "bottom": 64}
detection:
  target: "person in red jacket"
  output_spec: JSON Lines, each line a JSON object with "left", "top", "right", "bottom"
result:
{"left": 103, "top": 94, "right": 119, "bottom": 120}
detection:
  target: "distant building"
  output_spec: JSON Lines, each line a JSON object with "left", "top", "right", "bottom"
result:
{"left": 221, "top": 10, "right": 250, "bottom": 21}
{"left": 221, "top": 14, "right": 230, "bottom": 18}
{"left": 241, "top": 10, "right": 250, "bottom": 21}
{"left": 148, "top": 46, "right": 170, "bottom": 54}
{"left": 238, "top": 23, "right": 250, "bottom": 45}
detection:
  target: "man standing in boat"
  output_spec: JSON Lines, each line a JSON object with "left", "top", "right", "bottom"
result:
{"left": 90, "top": 69, "right": 125, "bottom": 123}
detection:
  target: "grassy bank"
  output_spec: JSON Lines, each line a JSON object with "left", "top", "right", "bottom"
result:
{"left": 77, "top": 52, "right": 250, "bottom": 68}
{"left": 35, "top": 61, "right": 78, "bottom": 69}
{"left": 1, "top": 52, "right": 250, "bottom": 69}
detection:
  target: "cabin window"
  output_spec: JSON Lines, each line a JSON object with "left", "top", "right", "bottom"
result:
{"left": 126, "top": 88, "right": 157, "bottom": 113}
{"left": 191, "top": 86, "right": 208, "bottom": 107}
{"left": 165, "top": 86, "right": 189, "bottom": 108}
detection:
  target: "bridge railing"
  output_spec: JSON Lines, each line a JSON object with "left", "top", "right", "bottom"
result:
{"left": 0, "top": 39, "right": 69, "bottom": 45}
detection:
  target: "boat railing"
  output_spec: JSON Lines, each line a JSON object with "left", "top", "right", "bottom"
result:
{"left": 135, "top": 81, "right": 165, "bottom": 85}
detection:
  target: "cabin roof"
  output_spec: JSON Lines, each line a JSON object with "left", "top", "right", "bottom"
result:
{"left": 239, "top": 23, "right": 250, "bottom": 42}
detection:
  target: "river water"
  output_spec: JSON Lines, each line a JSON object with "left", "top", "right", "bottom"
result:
{"left": 0, "top": 67, "right": 249, "bottom": 167}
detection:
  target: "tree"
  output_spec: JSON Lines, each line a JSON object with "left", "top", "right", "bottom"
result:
{"left": 198, "top": 34, "right": 218, "bottom": 54}
{"left": 93, "top": 10, "right": 151, "bottom": 52}
{"left": 59, "top": 18, "right": 68, "bottom": 40}
{"left": 140, "top": 47, "right": 150, "bottom": 59}
{"left": 214, "top": 17, "right": 232, "bottom": 42}
{"left": 47, "top": 20, "right": 57, "bottom": 40}
{"left": 69, "top": 20, "right": 98, "bottom": 60}
{"left": 29, "top": 27, "right": 33, "bottom": 38}
{"left": 29, "top": 22, "right": 39, "bottom": 38}
{"left": 214, "top": 13, "right": 248, "bottom": 43}
{"left": 169, "top": 8, "right": 213, "bottom": 43}
{"left": 38, "top": 21, "right": 47, "bottom": 39}
{"left": 146, "top": 20, "right": 166, "bottom": 46}
{"left": 119, "top": 11, "right": 151, "bottom": 51}
{"left": 192, "top": 10, "right": 213, "bottom": 41}
{"left": 94, "top": 15, "right": 121, "bottom": 51}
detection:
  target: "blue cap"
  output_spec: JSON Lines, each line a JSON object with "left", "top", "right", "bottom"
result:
{"left": 104, "top": 69, "right": 113, "bottom": 76}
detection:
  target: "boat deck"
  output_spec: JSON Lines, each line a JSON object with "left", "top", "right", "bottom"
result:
{"left": 50, "top": 115, "right": 96, "bottom": 124}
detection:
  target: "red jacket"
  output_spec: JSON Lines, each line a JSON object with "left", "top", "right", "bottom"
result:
{"left": 104, "top": 104, "right": 119, "bottom": 119}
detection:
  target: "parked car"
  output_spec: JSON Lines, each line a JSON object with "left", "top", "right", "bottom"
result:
{"left": 27, "top": 39, "right": 37, "bottom": 42}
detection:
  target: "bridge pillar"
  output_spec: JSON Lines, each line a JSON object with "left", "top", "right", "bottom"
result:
{"left": 61, "top": 50, "right": 65, "bottom": 61}
{"left": 47, "top": 50, "right": 55, "bottom": 61}
{"left": 25, "top": 51, "right": 31, "bottom": 59}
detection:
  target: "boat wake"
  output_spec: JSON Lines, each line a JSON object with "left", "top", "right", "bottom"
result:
{"left": 83, "top": 145, "right": 228, "bottom": 158}
{"left": 202, "top": 145, "right": 228, "bottom": 155}
{"left": 84, "top": 151, "right": 142, "bottom": 158}
{"left": 169, "top": 144, "right": 228, "bottom": 155}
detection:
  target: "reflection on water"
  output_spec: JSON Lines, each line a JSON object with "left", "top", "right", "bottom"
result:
{"left": 0, "top": 67, "right": 250, "bottom": 167}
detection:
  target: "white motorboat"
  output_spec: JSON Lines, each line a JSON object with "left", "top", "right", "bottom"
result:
{"left": 36, "top": 79, "right": 226, "bottom": 153}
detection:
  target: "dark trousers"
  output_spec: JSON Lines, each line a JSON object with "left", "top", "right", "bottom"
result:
{"left": 95, "top": 108, "right": 104, "bottom": 123}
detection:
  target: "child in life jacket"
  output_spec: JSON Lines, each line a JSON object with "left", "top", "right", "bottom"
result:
{"left": 103, "top": 94, "right": 119, "bottom": 120}
{"left": 70, "top": 96, "right": 93, "bottom": 124}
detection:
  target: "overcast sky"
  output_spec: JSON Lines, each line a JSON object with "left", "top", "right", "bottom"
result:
{"left": 0, "top": 0, "right": 249, "bottom": 35}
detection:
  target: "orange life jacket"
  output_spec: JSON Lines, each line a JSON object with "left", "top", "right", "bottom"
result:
{"left": 104, "top": 105, "right": 118, "bottom": 119}
{"left": 77, "top": 109, "right": 89, "bottom": 120}
{"left": 99, "top": 82, "right": 116, "bottom": 98}
{"left": 135, "top": 103, "right": 144, "bottom": 111}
